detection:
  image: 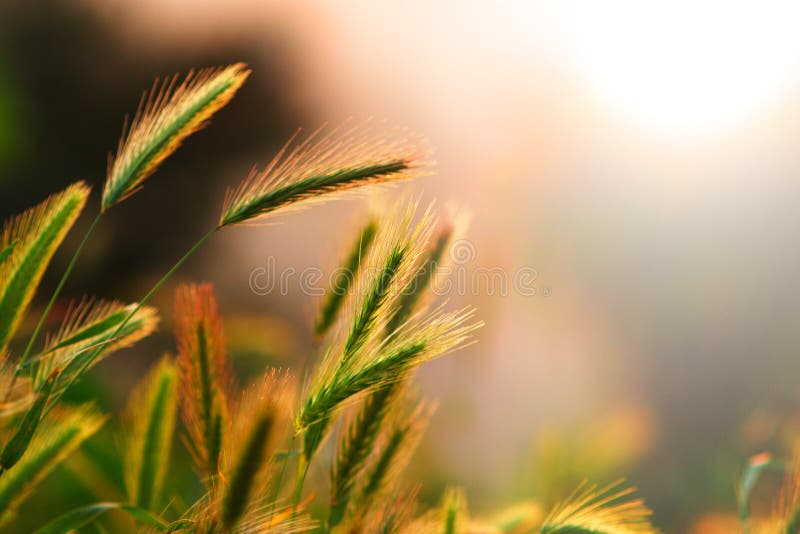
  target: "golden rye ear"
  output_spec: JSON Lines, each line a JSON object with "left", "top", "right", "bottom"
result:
{"left": 0, "top": 182, "right": 90, "bottom": 351}
{"left": 103, "top": 63, "right": 250, "bottom": 211}
{"left": 174, "top": 283, "right": 230, "bottom": 483}
{"left": 540, "top": 481, "right": 656, "bottom": 534}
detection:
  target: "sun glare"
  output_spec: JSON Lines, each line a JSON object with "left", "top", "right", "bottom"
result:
{"left": 567, "top": 1, "right": 800, "bottom": 135}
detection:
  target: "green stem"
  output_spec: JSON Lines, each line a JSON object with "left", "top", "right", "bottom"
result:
{"left": 292, "top": 454, "right": 309, "bottom": 510}
{"left": 5, "top": 211, "right": 103, "bottom": 401}
{"left": 269, "top": 435, "right": 296, "bottom": 516}
{"left": 22, "top": 211, "right": 103, "bottom": 365}
{"left": 46, "top": 227, "right": 218, "bottom": 412}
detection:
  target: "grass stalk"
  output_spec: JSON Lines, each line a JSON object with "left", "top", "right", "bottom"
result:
{"left": 46, "top": 227, "right": 217, "bottom": 411}
{"left": 17, "top": 211, "right": 102, "bottom": 368}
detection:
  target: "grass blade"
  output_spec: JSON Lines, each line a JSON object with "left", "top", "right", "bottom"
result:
{"left": 103, "top": 64, "right": 250, "bottom": 210}
{"left": 33, "top": 502, "right": 170, "bottom": 534}
{"left": 0, "top": 182, "right": 90, "bottom": 351}
{"left": 0, "top": 404, "right": 105, "bottom": 521}
{"left": 738, "top": 452, "right": 784, "bottom": 531}
{"left": 219, "top": 121, "right": 433, "bottom": 227}
{"left": 124, "top": 356, "right": 179, "bottom": 511}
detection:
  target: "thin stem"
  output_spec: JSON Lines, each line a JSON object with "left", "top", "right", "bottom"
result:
{"left": 5, "top": 211, "right": 103, "bottom": 401}
{"left": 46, "top": 227, "right": 218, "bottom": 412}
{"left": 292, "top": 454, "right": 309, "bottom": 510}
{"left": 269, "top": 435, "right": 296, "bottom": 516}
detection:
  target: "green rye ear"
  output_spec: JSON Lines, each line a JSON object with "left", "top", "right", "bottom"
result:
{"left": 329, "top": 382, "right": 403, "bottom": 528}
{"left": 315, "top": 217, "right": 378, "bottom": 338}
{"left": 25, "top": 299, "right": 159, "bottom": 392}
{"left": 124, "top": 356, "right": 179, "bottom": 511}
{"left": 357, "top": 401, "right": 434, "bottom": 514}
{"left": 219, "top": 121, "right": 433, "bottom": 227}
{"left": 0, "top": 404, "right": 105, "bottom": 525}
{"left": 102, "top": 63, "right": 250, "bottom": 211}
{"left": 0, "top": 182, "right": 91, "bottom": 351}
{"left": 540, "top": 481, "right": 656, "bottom": 534}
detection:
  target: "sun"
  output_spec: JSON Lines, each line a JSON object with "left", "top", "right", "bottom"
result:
{"left": 566, "top": 1, "right": 800, "bottom": 135}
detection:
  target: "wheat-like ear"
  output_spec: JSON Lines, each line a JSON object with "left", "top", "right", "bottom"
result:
{"left": 102, "top": 63, "right": 249, "bottom": 211}
{"left": 0, "top": 182, "right": 90, "bottom": 351}
{"left": 0, "top": 404, "right": 105, "bottom": 523}
{"left": 355, "top": 400, "right": 434, "bottom": 520}
{"left": 298, "top": 305, "right": 479, "bottom": 438}
{"left": 26, "top": 298, "right": 159, "bottom": 390}
{"left": 218, "top": 369, "right": 295, "bottom": 532}
{"left": 387, "top": 207, "right": 469, "bottom": 334}
{"left": 219, "top": 121, "right": 433, "bottom": 227}
{"left": 540, "top": 481, "right": 656, "bottom": 534}
{"left": 315, "top": 216, "right": 379, "bottom": 338}
{"left": 298, "top": 200, "right": 437, "bottom": 462}
{"left": 174, "top": 283, "right": 231, "bottom": 483}
{"left": 329, "top": 381, "right": 405, "bottom": 528}
{"left": 124, "top": 356, "right": 179, "bottom": 511}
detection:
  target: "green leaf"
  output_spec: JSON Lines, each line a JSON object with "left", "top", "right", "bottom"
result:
{"left": 0, "top": 182, "right": 90, "bottom": 351}
{"left": 33, "top": 502, "right": 170, "bottom": 534}
{"left": 0, "top": 404, "right": 105, "bottom": 521}
{"left": 124, "top": 357, "right": 178, "bottom": 511}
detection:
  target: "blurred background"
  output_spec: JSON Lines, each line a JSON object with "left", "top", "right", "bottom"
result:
{"left": 4, "top": 0, "right": 800, "bottom": 530}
